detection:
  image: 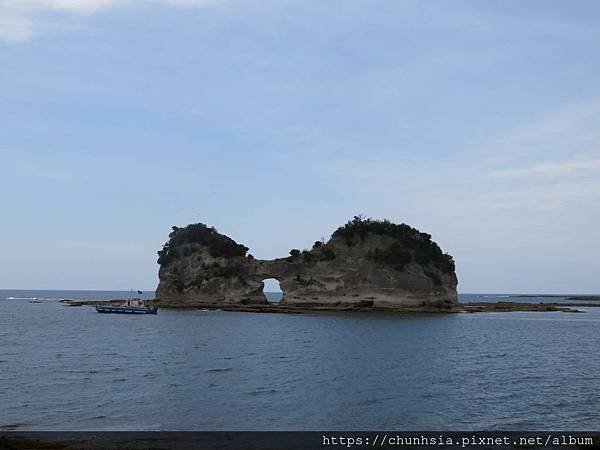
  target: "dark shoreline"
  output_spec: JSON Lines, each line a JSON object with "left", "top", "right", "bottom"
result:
{"left": 4, "top": 432, "right": 600, "bottom": 450}
{"left": 508, "top": 294, "right": 600, "bottom": 301}
{"left": 61, "top": 299, "right": 582, "bottom": 314}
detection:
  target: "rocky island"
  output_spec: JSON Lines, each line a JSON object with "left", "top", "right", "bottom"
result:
{"left": 154, "top": 216, "right": 459, "bottom": 312}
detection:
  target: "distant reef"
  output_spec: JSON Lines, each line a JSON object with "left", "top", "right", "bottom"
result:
{"left": 154, "top": 216, "right": 459, "bottom": 312}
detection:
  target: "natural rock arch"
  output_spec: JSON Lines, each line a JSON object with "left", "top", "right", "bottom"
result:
{"left": 155, "top": 217, "right": 458, "bottom": 311}
{"left": 261, "top": 278, "right": 282, "bottom": 303}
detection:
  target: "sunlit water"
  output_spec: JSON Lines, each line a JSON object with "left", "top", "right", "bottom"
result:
{"left": 1, "top": 290, "right": 599, "bottom": 430}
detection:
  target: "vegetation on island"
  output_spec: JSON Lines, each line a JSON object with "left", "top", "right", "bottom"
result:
{"left": 334, "top": 216, "right": 455, "bottom": 274}
{"left": 302, "top": 247, "right": 336, "bottom": 263}
{"left": 157, "top": 217, "right": 453, "bottom": 283}
{"left": 158, "top": 223, "right": 248, "bottom": 265}
{"left": 289, "top": 245, "right": 336, "bottom": 263}
{"left": 367, "top": 243, "right": 412, "bottom": 270}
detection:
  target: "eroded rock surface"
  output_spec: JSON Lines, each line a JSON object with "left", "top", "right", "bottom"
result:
{"left": 154, "top": 217, "right": 458, "bottom": 310}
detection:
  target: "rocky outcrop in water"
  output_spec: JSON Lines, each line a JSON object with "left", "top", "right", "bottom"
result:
{"left": 154, "top": 217, "right": 458, "bottom": 311}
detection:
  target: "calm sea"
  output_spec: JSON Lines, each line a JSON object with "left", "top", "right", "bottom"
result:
{"left": 1, "top": 290, "right": 599, "bottom": 430}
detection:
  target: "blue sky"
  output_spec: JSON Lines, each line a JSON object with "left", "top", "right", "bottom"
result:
{"left": 1, "top": 0, "right": 600, "bottom": 293}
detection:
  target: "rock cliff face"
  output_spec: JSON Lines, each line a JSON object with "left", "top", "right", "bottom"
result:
{"left": 154, "top": 217, "right": 458, "bottom": 311}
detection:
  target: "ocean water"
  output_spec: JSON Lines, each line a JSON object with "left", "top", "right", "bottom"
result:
{"left": 460, "top": 293, "right": 600, "bottom": 305}
{"left": 1, "top": 290, "right": 600, "bottom": 430}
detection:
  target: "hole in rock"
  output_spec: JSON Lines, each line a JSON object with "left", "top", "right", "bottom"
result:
{"left": 262, "top": 278, "right": 283, "bottom": 303}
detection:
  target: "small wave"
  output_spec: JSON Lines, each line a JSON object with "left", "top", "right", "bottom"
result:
{"left": 245, "top": 388, "right": 277, "bottom": 396}
{"left": 206, "top": 368, "right": 233, "bottom": 373}
{"left": 352, "top": 397, "right": 389, "bottom": 406}
{"left": 0, "top": 422, "right": 31, "bottom": 430}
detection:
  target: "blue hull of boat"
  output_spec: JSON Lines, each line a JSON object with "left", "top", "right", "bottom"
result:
{"left": 95, "top": 305, "right": 158, "bottom": 315}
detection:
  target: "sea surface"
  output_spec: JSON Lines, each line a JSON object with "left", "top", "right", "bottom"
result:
{"left": 1, "top": 290, "right": 600, "bottom": 430}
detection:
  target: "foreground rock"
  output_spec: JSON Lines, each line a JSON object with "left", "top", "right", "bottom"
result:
{"left": 154, "top": 216, "right": 458, "bottom": 311}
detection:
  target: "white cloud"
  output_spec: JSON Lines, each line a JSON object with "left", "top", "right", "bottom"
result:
{"left": 490, "top": 157, "right": 600, "bottom": 178}
{"left": 13, "top": 0, "right": 117, "bottom": 13}
{"left": 0, "top": 13, "right": 35, "bottom": 42}
{"left": 483, "top": 100, "right": 600, "bottom": 165}
{"left": 0, "top": 0, "right": 215, "bottom": 42}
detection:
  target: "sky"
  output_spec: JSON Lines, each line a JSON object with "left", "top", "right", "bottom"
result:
{"left": 1, "top": 0, "right": 600, "bottom": 293}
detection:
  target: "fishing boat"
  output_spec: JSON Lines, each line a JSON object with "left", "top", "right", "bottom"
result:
{"left": 95, "top": 291, "right": 158, "bottom": 315}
